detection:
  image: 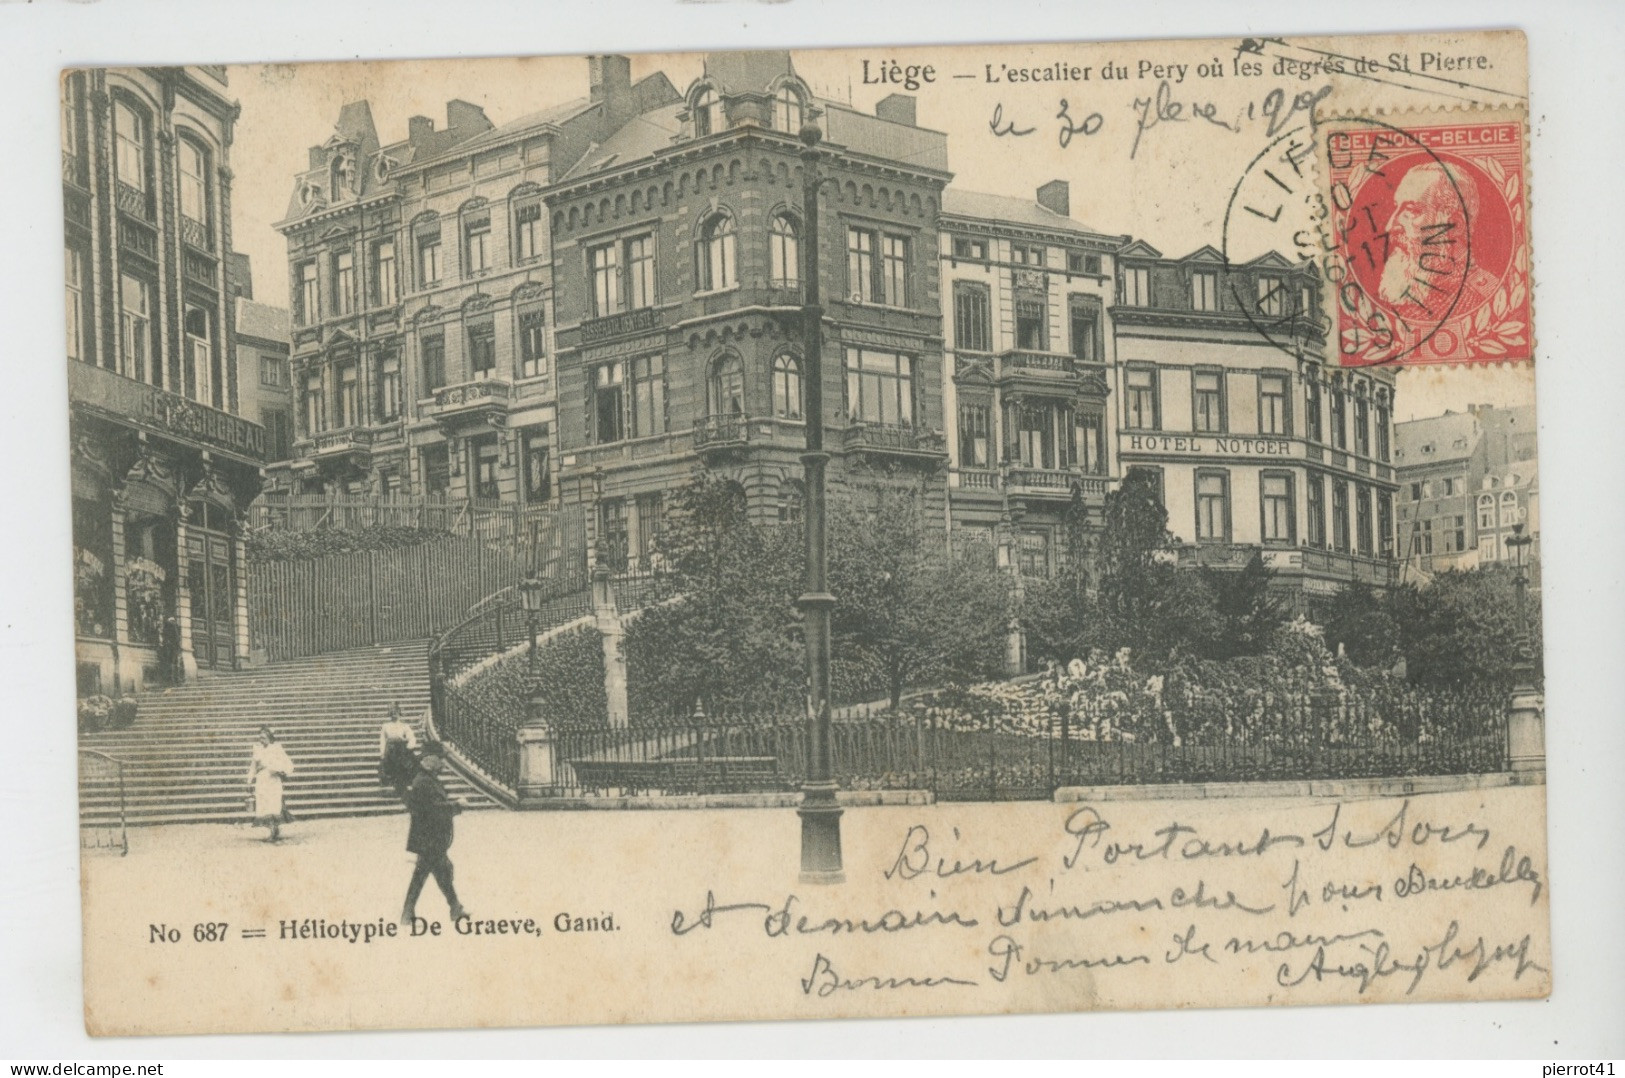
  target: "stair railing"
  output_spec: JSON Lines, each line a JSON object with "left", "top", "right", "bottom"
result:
{"left": 78, "top": 748, "right": 129, "bottom": 856}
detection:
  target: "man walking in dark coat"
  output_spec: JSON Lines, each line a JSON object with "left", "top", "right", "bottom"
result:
{"left": 400, "top": 743, "right": 469, "bottom": 924}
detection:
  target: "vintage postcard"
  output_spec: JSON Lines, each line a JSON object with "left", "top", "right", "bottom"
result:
{"left": 66, "top": 29, "right": 1547, "bottom": 1035}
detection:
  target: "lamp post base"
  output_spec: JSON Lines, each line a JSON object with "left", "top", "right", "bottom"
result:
{"left": 797, "top": 782, "right": 844, "bottom": 884}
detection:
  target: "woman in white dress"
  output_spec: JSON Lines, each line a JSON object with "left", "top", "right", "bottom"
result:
{"left": 377, "top": 702, "right": 420, "bottom": 798}
{"left": 247, "top": 726, "right": 295, "bottom": 842}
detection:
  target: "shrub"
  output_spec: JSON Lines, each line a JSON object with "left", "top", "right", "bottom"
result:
{"left": 78, "top": 695, "right": 113, "bottom": 733}
{"left": 459, "top": 624, "right": 607, "bottom": 732}
{"left": 247, "top": 524, "right": 455, "bottom": 564}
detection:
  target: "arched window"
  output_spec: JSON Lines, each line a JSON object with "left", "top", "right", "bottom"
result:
{"left": 769, "top": 213, "right": 799, "bottom": 288}
{"left": 1499, "top": 490, "right": 1519, "bottom": 526}
{"left": 693, "top": 87, "right": 720, "bottom": 136}
{"left": 774, "top": 84, "right": 805, "bottom": 134}
{"left": 709, "top": 353, "right": 745, "bottom": 417}
{"left": 697, "top": 212, "right": 736, "bottom": 292}
{"left": 113, "top": 98, "right": 148, "bottom": 192}
{"left": 183, "top": 306, "right": 213, "bottom": 406}
{"left": 772, "top": 353, "right": 802, "bottom": 420}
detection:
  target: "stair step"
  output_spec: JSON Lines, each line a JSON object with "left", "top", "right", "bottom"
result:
{"left": 79, "top": 641, "right": 496, "bottom": 827}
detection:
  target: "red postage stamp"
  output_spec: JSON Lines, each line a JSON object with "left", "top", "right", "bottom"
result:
{"left": 1319, "top": 109, "right": 1530, "bottom": 367}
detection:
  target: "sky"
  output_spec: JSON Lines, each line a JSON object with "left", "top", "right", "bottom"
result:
{"left": 221, "top": 45, "right": 1533, "bottom": 423}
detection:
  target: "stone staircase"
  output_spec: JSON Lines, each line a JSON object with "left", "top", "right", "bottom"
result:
{"left": 78, "top": 641, "right": 494, "bottom": 827}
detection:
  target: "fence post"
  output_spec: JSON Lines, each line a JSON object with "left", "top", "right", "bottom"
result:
{"left": 593, "top": 568, "right": 630, "bottom": 730}
{"left": 1506, "top": 685, "right": 1544, "bottom": 775}
{"left": 366, "top": 549, "right": 379, "bottom": 647}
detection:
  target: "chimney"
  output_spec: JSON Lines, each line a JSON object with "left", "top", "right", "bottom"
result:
{"left": 874, "top": 93, "right": 916, "bottom": 127}
{"left": 307, "top": 146, "right": 325, "bottom": 170}
{"left": 407, "top": 115, "right": 435, "bottom": 144}
{"left": 446, "top": 99, "right": 491, "bottom": 134}
{"left": 588, "top": 54, "right": 635, "bottom": 134}
{"left": 1037, "top": 180, "right": 1070, "bottom": 218}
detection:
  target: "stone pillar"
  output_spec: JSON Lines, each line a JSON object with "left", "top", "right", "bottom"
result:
{"left": 171, "top": 508, "right": 198, "bottom": 683}
{"left": 1506, "top": 686, "right": 1545, "bottom": 776}
{"left": 593, "top": 567, "right": 630, "bottom": 729}
{"left": 517, "top": 714, "right": 572, "bottom": 797}
{"left": 232, "top": 527, "right": 251, "bottom": 668}
{"left": 996, "top": 506, "right": 1026, "bottom": 677}
{"left": 109, "top": 498, "right": 129, "bottom": 693}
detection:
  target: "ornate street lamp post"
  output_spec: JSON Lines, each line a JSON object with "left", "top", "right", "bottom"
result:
{"left": 1506, "top": 523, "right": 1535, "bottom": 693}
{"left": 1503, "top": 521, "right": 1543, "bottom": 775}
{"left": 518, "top": 576, "right": 545, "bottom": 678}
{"left": 795, "top": 124, "right": 843, "bottom": 883}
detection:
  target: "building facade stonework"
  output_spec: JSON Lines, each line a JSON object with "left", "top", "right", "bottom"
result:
{"left": 65, "top": 65, "right": 265, "bottom": 693}
{"left": 1395, "top": 403, "right": 1538, "bottom": 577}
{"left": 270, "top": 50, "right": 1408, "bottom": 610}
{"left": 545, "top": 52, "right": 951, "bottom": 565}
{"left": 1110, "top": 243, "right": 1399, "bottom": 609}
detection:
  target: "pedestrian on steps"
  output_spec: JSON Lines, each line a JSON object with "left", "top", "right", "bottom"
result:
{"left": 247, "top": 726, "right": 295, "bottom": 843}
{"left": 400, "top": 742, "right": 469, "bottom": 925}
{"left": 377, "top": 702, "right": 420, "bottom": 799}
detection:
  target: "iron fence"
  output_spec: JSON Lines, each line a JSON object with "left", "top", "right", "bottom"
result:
{"left": 528, "top": 686, "right": 1510, "bottom": 801}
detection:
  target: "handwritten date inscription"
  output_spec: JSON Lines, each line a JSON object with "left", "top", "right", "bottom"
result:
{"left": 669, "top": 792, "right": 1549, "bottom": 1012}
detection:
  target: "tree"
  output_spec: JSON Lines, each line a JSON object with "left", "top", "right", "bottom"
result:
{"left": 1319, "top": 582, "right": 1402, "bottom": 667}
{"left": 1023, "top": 487, "right": 1097, "bottom": 665}
{"left": 623, "top": 473, "right": 804, "bottom": 719}
{"left": 1202, "top": 551, "right": 1285, "bottom": 660}
{"left": 1392, "top": 565, "right": 1542, "bottom": 689}
{"left": 1091, "top": 469, "right": 1224, "bottom": 659}
{"left": 828, "top": 484, "right": 1009, "bottom": 707}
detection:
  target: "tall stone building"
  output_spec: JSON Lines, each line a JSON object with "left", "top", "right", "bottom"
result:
{"left": 544, "top": 52, "right": 951, "bottom": 567}
{"left": 1109, "top": 244, "right": 1399, "bottom": 608}
{"left": 65, "top": 66, "right": 266, "bottom": 691}
{"left": 1395, "top": 403, "right": 1538, "bottom": 576}
{"left": 273, "top": 62, "right": 679, "bottom": 506}
{"left": 937, "top": 183, "right": 1125, "bottom": 575}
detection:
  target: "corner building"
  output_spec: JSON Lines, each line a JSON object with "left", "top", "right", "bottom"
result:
{"left": 1110, "top": 244, "right": 1399, "bottom": 610}
{"left": 546, "top": 53, "right": 951, "bottom": 566}
{"left": 65, "top": 66, "right": 265, "bottom": 691}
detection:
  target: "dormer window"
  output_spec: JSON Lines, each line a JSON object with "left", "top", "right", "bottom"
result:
{"left": 774, "top": 84, "right": 805, "bottom": 133}
{"left": 1191, "top": 270, "right": 1218, "bottom": 312}
{"left": 1120, "top": 265, "right": 1150, "bottom": 306}
{"left": 693, "top": 87, "right": 721, "bottom": 136}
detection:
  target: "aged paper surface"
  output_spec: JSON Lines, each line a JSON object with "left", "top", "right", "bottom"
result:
{"left": 67, "top": 29, "right": 1547, "bottom": 1035}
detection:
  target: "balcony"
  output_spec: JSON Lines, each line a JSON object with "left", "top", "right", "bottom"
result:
{"left": 1006, "top": 468, "right": 1108, "bottom": 500}
{"left": 842, "top": 423, "right": 946, "bottom": 464}
{"left": 1175, "top": 542, "right": 1399, "bottom": 588}
{"left": 425, "top": 378, "right": 512, "bottom": 429}
{"left": 999, "top": 349, "right": 1076, "bottom": 375}
{"left": 299, "top": 426, "right": 376, "bottom": 464}
{"left": 68, "top": 360, "right": 265, "bottom": 463}
{"left": 62, "top": 151, "right": 85, "bottom": 188}
{"left": 693, "top": 413, "right": 752, "bottom": 455}
{"left": 180, "top": 216, "right": 211, "bottom": 252}
{"left": 956, "top": 468, "right": 1000, "bottom": 492}
{"left": 580, "top": 306, "right": 662, "bottom": 345}
{"left": 997, "top": 349, "right": 1108, "bottom": 394}
{"left": 115, "top": 181, "right": 150, "bottom": 221}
